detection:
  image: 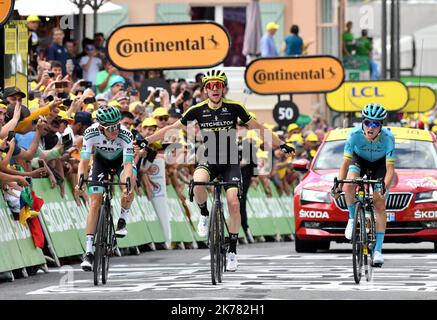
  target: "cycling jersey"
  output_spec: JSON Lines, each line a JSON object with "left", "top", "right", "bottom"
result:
{"left": 180, "top": 98, "right": 252, "bottom": 165}
{"left": 344, "top": 126, "right": 396, "bottom": 164}
{"left": 81, "top": 123, "right": 134, "bottom": 163}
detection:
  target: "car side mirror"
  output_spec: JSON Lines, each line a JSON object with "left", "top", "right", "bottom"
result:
{"left": 292, "top": 159, "right": 310, "bottom": 172}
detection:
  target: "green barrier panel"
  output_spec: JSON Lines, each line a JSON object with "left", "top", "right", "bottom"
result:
{"left": 0, "top": 202, "right": 26, "bottom": 272}
{"left": 32, "top": 178, "right": 84, "bottom": 258}
{"left": 167, "top": 186, "right": 196, "bottom": 243}
{"left": 279, "top": 194, "right": 295, "bottom": 233}
{"left": 267, "top": 182, "right": 293, "bottom": 235}
{"left": 244, "top": 193, "right": 265, "bottom": 237}
{"left": 246, "top": 184, "right": 277, "bottom": 236}
{"left": 136, "top": 195, "right": 166, "bottom": 243}
{"left": 10, "top": 217, "right": 45, "bottom": 268}
{"left": 182, "top": 188, "right": 206, "bottom": 243}
{"left": 111, "top": 187, "right": 154, "bottom": 248}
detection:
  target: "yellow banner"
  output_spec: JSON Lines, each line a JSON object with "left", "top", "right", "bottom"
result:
{"left": 4, "top": 24, "right": 17, "bottom": 54}
{"left": 107, "top": 22, "right": 230, "bottom": 70}
{"left": 245, "top": 56, "right": 344, "bottom": 95}
{"left": 326, "top": 80, "right": 409, "bottom": 112}
{"left": 401, "top": 86, "right": 436, "bottom": 113}
{"left": 326, "top": 126, "right": 433, "bottom": 142}
{"left": 17, "top": 21, "right": 29, "bottom": 55}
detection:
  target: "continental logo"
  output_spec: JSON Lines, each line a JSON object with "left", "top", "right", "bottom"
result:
{"left": 0, "top": 0, "right": 14, "bottom": 27}
{"left": 107, "top": 22, "right": 230, "bottom": 70}
{"left": 245, "top": 56, "right": 344, "bottom": 95}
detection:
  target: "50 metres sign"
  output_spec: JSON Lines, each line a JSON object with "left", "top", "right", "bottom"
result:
{"left": 106, "top": 21, "right": 231, "bottom": 70}
{"left": 0, "top": 0, "right": 15, "bottom": 27}
{"left": 244, "top": 56, "right": 344, "bottom": 95}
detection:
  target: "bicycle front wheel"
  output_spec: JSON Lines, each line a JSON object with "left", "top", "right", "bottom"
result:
{"left": 352, "top": 203, "right": 364, "bottom": 284}
{"left": 101, "top": 204, "right": 113, "bottom": 285}
{"left": 209, "top": 202, "right": 220, "bottom": 285}
{"left": 94, "top": 205, "right": 106, "bottom": 286}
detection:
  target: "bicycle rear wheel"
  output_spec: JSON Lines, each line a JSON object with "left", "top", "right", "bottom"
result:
{"left": 101, "top": 204, "right": 113, "bottom": 285}
{"left": 94, "top": 206, "right": 106, "bottom": 286}
{"left": 352, "top": 203, "right": 364, "bottom": 284}
{"left": 209, "top": 203, "right": 220, "bottom": 285}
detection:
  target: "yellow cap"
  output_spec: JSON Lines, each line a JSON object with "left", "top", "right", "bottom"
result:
{"left": 287, "top": 133, "right": 304, "bottom": 144}
{"left": 310, "top": 149, "right": 317, "bottom": 158}
{"left": 85, "top": 104, "right": 95, "bottom": 111}
{"left": 152, "top": 107, "right": 169, "bottom": 118}
{"left": 0, "top": 102, "right": 7, "bottom": 109}
{"left": 306, "top": 133, "right": 319, "bottom": 142}
{"left": 266, "top": 21, "right": 279, "bottom": 30}
{"left": 287, "top": 123, "right": 299, "bottom": 132}
{"left": 129, "top": 101, "right": 143, "bottom": 113}
{"left": 249, "top": 112, "right": 257, "bottom": 120}
{"left": 27, "top": 16, "right": 41, "bottom": 22}
{"left": 58, "top": 110, "right": 74, "bottom": 123}
{"left": 142, "top": 117, "right": 158, "bottom": 127}
{"left": 108, "top": 100, "right": 121, "bottom": 108}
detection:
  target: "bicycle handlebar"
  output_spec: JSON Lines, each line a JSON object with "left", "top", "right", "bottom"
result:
{"left": 79, "top": 175, "right": 131, "bottom": 193}
{"left": 188, "top": 180, "right": 241, "bottom": 203}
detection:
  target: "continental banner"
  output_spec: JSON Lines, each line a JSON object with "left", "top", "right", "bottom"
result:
{"left": 279, "top": 194, "right": 295, "bottom": 233}
{"left": 136, "top": 195, "right": 166, "bottom": 244}
{"left": 107, "top": 21, "right": 231, "bottom": 71}
{"left": 182, "top": 188, "right": 206, "bottom": 243}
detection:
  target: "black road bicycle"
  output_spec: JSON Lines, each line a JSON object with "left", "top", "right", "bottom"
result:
{"left": 333, "top": 177, "right": 384, "bottom": 284}
{"left": 189, "top": 177, "right": 240, "bottom": 285}
{"left": 79, "top": 173, "right": 131, "bottom": 286}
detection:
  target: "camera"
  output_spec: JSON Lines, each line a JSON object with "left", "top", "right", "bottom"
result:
{"left": 44, "top": 95, "right": 54, "bottom": 102}
{"left": 136, "top": 139, "right": 148, "bottom": 149}
{"left": 48, "top": 71, "right": 55, "bottom": 78}
{"left": 182, "top": 90, "right": 191, "bottom": 101}
{"left": 80, "top": 81, "right": 93, "bottom": 89}
{"left": 57, "top": 92, "right": 68, "bottom": 99}
{"left": 61, "top": 134, "right": 73, "bottom": 150}
{"left": 154, "top": 89, "right": 160, "bottom": 98}
{"left": 55, "top": 81, "right": 68, "bottom": 89}
{"left": 131, "top": 89, "right": 138, "bottom": 96}
{"left": 83, "top": 96, "right": 96, "bottom": 104}
{"left": 61, "top": 98, "right": 73, "bottom": 108}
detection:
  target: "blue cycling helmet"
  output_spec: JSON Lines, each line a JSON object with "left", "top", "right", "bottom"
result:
{"left": 362, "top": 103, "right": 387, "bottom": 121}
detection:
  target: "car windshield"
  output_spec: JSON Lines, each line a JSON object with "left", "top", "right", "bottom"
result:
{"left": 313, "top": 139, "right": 437, "bottom": 170}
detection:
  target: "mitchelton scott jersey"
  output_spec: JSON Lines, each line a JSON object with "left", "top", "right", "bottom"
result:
{"left": 344, "top": 126, "right": 396, "bottom": 164}
{"left": 81, "top": 123, "right": 134, "bottom": 163}
{"left": 180, "top": 98, "right": 252, "bottom": 164}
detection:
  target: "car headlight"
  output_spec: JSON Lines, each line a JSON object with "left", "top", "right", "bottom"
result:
{"left": 415, "top": 191, "right": 437, "bottom": 203}
{"left": 301, "top": 189, "right": 330, "bottom": 203}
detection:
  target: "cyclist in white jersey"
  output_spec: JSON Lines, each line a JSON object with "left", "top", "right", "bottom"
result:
{"left": 75, "top": 105, "right": 135, "bottom": 271}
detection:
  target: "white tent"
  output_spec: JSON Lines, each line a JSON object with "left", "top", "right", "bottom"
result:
{"left": 14, "top": 0, "right": 122, "bottom": 16}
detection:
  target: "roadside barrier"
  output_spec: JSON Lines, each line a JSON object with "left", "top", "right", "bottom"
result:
{"left": 0, "top": 177, "right": 294, "bottom": 276}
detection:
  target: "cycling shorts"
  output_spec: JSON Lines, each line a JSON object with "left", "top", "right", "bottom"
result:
{"left": 349, "top": 152, "right": 386, "bottom": 179}
{"left": 195, "top": 163, "right": 241, "bottom": 191}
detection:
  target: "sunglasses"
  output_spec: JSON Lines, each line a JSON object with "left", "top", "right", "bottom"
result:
{"left": 205, "top": 81, "right": 224, "bottom": 90}
{"left": 101, "top": 123, "right": 120, "bottom": 132}
{"left": 158, "top": 116, "right": 168, "bottom": 121}
{"left": 363, "top": 119, "right": 382, "bottom": 128}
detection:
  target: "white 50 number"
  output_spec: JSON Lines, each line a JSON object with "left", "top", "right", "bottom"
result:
{"left": 278, "top": 107, "right": 294, "bottom": 120}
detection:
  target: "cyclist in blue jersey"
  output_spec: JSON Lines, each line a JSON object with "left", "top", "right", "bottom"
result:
{"left": 333, "top": 104, "right": 395, "bottom": 266}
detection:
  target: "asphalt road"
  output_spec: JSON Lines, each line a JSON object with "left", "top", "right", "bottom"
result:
{"left": 1, "top": 240, "right": 437, "bottom": 303}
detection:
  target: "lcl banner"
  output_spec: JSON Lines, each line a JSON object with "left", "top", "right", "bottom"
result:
{"left": 0, "top": 0, "right": 14, "bottom": 27}
{"left": 401, "top": 86, "right": 436, "bottom": 113}
{"left": 326, "top": 80, "right": 409, "bottom": 112}
{"left": 106, "top": 21, "right": 230, "bottom": 70}
{"left": 244, "top": 55, "right": 344, "bottom": 95}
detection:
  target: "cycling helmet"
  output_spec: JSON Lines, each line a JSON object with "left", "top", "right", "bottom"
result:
{"left": 96, "top": 105, "right": 121, "bottom": 126}
{"left": 361, "top": 103, "right": 387, "bottom": 121}
{"left": 201, "top": 69, "right": 228, "bottom": 86}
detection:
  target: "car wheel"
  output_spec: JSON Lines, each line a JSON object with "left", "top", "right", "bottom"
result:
{"left": 434, "top": 242, "right": 437, "bottom": 253}
{"left": 317, "top": 241, "right": 330, "bottom": 251}
{"left": 294, "top": 236, "right": 318, "bottom": 253}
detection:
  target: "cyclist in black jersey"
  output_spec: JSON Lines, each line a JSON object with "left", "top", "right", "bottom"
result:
{"left": 143, "top": 70, "right": 294, "bottom": 271}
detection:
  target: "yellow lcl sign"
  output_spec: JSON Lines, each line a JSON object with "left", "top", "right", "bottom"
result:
{"left": 326, "top": 80, "right": 409, "bottom": 112}
{"left": 401, "top": 86, "right": 436, "bottom": 113}
{"left": 106, "top": 21, "right": 230, "bottom": 70}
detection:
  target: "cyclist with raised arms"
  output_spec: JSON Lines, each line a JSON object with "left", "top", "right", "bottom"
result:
{"left": 334, "top": 104, "right": 395, "bottom": 266}
{"left": 75, "top": 105, "right": 135, "bottom": 271}
{"left": 142, "top": 70, "right": 295, "bottom": 271}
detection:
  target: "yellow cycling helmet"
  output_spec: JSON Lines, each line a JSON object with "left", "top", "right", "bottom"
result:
{"left": 202, "top": 70, "right": 228, "bottom": 86}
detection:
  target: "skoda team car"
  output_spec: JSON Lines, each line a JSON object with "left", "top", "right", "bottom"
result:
{"left": 293, "top": 127, "right": 437, "bottom": 252}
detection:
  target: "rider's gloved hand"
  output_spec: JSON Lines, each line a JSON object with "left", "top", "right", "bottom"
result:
{"left": 280, "top": 143, "right": 295, "bottom": 155}
{"left": 330, "top": 184, "right": 342, "bottom": 199}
